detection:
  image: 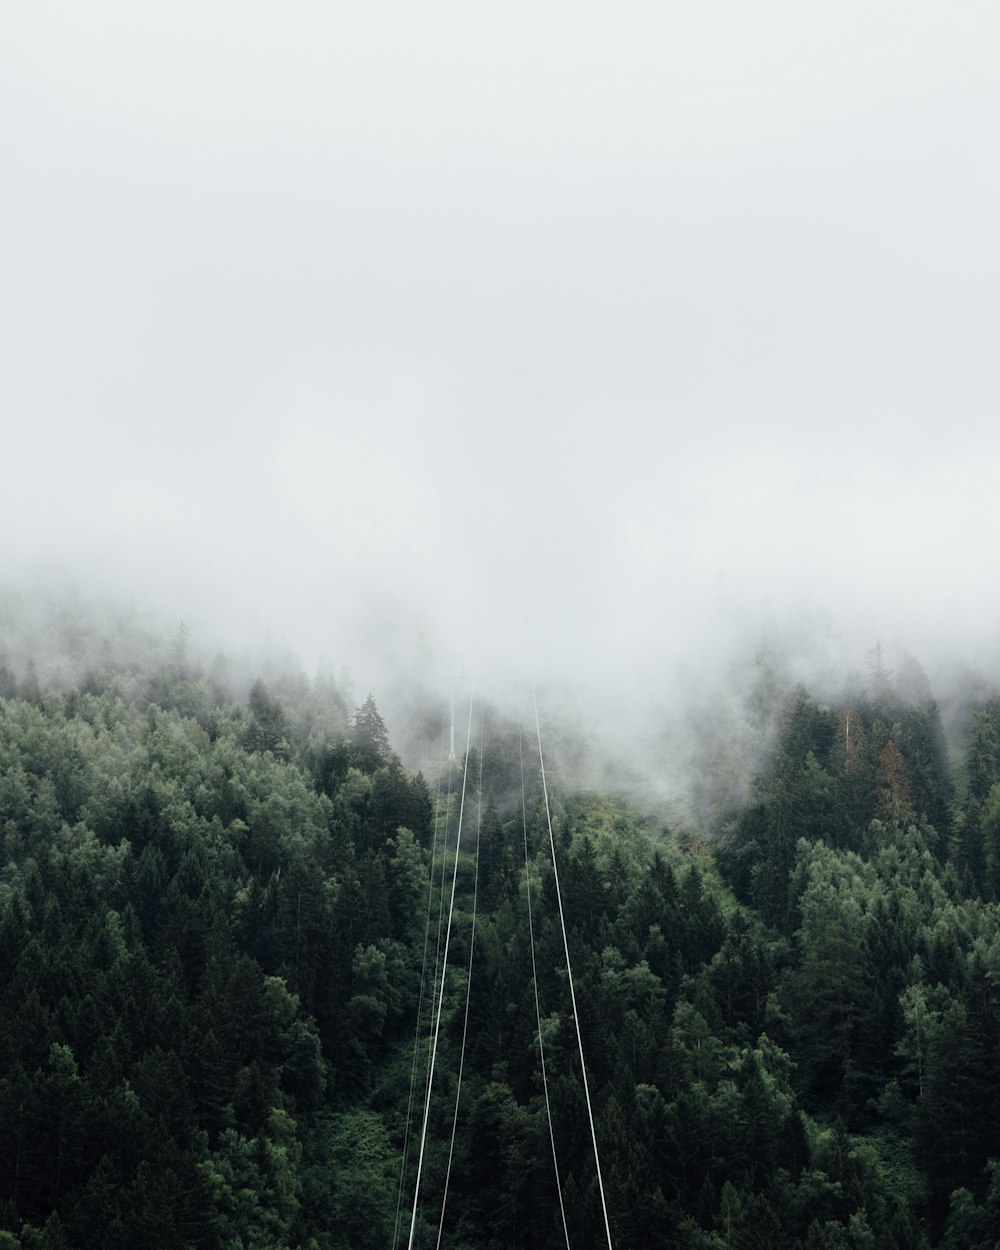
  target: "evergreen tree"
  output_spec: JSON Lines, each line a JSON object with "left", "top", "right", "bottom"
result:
{"left": 244, "top": 677, "right": 289, "bottom": 757}
{"left": 352, "top": 693, "right": 390, "bottom": 771}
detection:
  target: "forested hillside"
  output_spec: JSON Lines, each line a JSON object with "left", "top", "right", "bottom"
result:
{"left": 4, "top": 617, "right": 1000, "bottom": 1248}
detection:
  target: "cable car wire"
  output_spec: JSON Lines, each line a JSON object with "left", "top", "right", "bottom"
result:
{"left": 531, "top": 681, "right": 615, "bottom": 1250}
{"left": 435, "top": 704, "right": 486, "bottom": 1248}
{"left": 518, "top": 710, "right": 572, "bottom": 1250}
{"left": 393, "top": 710, "right": 449, "bottom": 1250}
{"left": 406, "top": 686, "right": 476, "bottom": 1250}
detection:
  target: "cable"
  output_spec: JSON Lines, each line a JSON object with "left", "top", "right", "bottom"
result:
{"left": 407, "top": 687, "right": 476, "bottom": 1250}
{"left": 426, "top": 755, "right": 455, "bottom": 1114}
{"left": 518, "top": 711, "right": 572, "bottom": 1250}
{"left": 435, "top": 704, "right": 486, "bottom": 1248}
{"left": 531, "top": 682, "right": 614, "bottom": 1250}
{"left": 393, "top": 709, "right": 449, "bottom": 1250}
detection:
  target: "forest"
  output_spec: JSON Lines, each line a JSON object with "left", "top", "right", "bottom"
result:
{"left": 4, "top": 604, "right": 1000, "bottom": 1248}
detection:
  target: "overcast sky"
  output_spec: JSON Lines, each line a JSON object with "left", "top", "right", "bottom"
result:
{"left": 3, "top": 1, "right": 1000, "bottom": 707}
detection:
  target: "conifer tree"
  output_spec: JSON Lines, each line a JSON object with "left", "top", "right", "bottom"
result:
{"left": 352, "top": 693, "right": 390, "bottom": 771}
{"left": 876, "top": 740, "right": 915, "bottom": 830}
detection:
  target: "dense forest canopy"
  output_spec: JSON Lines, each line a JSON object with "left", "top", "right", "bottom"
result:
{"left": 4, "top": 599, "right": 1000, "bottom": 1247}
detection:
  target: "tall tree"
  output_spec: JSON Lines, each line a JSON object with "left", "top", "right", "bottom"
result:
{"left": 876, "top": 741, "right": 915, "bottom": 831}
{"left": 244, "top": 678, "right": 289, "bottom": 757}
{"left": 352, "top": 694, "right": 390, "bottom": 772}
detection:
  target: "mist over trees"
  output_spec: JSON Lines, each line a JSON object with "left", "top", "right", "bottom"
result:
{"left": 3, "top": 600, "right": 1000, "bottom": 1246}
{"left": 4, "top": 3, "right": 1000, "bottom": 1242}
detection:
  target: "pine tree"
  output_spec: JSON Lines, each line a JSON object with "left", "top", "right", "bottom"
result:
{"left": 876, "top": 740, "right": 915, "bottom": 831}
{"left": 244, "top": 678, "right": 289, "bottom": 757}
{"left": 352, "top": 694, "right": 390, "bottom": 771}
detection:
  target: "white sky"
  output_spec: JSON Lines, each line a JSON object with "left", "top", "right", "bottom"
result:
{"left": 3, "top": 1, "right": 1000, "bottom": 702}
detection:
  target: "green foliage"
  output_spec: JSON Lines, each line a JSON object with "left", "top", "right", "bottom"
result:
{"left": 351, "top": 694, "right": 390, "bottom": 773}
{"left": 5, "top": 623, "right": 1000, "bottom": 1248}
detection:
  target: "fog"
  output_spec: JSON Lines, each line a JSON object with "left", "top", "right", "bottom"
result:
{"left": 4, "top": 2, "right": 1000, "bottom": 756}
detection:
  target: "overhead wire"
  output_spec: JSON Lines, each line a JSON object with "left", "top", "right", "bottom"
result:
{"left": 425, "top": 750, "right": 455, "bottom": 1122}
{"left": 518, "top": 710, "right": 572, "bottom": 1250}
{"left": 531, "top": 681, "right": 615, "bottom": 1250}
{"left": 395, "top": 603, "right": 611, "bottom": 1246}
{"left": 406, "top": 685, "right": 476, "bottom": 1250}
{"left": 393, "top": 710, "right": 450, "bottom": 1250}
{"left": 435, "top": 703, "right": 486, "bottom": 1248}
